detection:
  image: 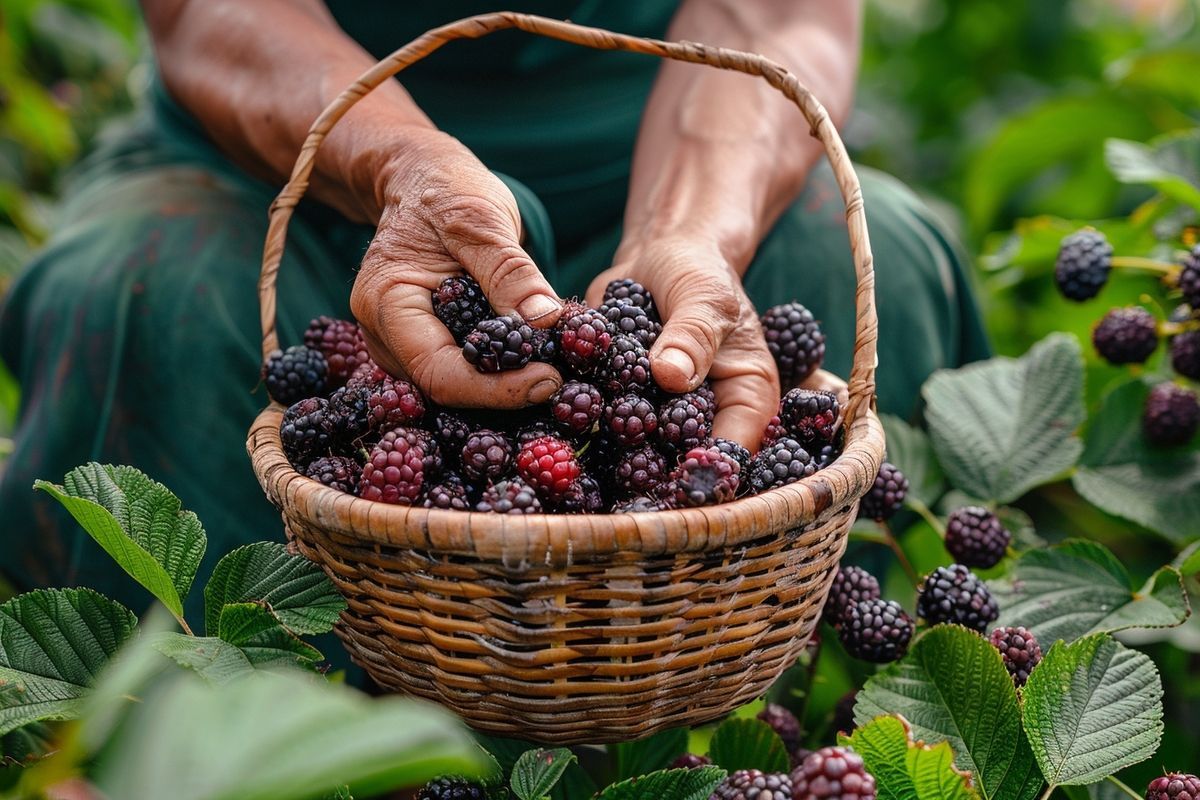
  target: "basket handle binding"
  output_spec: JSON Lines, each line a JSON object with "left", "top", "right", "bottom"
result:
{"left": 257, "top": 11, "right": 879, "bottom": 423}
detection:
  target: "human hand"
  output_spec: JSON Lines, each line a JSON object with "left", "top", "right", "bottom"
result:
{"left": 350, "top": 130, "right": 564, "bottom": 408}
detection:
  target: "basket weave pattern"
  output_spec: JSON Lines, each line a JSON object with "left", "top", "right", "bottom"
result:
{"left": 248, "top": 12, "right": 884, "bottom": 743}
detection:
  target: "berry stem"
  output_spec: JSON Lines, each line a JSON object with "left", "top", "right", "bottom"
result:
{"left": 1105, "top": 776, "right": 1142, "bottom": 800}
{"left": 852, "top": 523, "right": 920, "bottom": 586}
{"left": 906, "top": 496, "right": 947, "bottom": 538}
{"left": 177, "top": 616, "right": 195, "bottom": 636}
{"left": 1037, "top": 785, "right": 1056, "bottom": 800}
{"left": 1110, "top": 256, "right": 1176, "bottom": 275}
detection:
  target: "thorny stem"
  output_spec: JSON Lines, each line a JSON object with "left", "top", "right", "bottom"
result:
{"left": 1106, "top": 776, "right": 1143, "bottom": 800}
{"left": 1111, "top": 256, "right": 1177, "bottom": 275}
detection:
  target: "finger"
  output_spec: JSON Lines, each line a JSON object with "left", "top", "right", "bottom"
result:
{"left": 708, "top": 327, "right": 781, "bottom": 451}
{"left": 650, "top": 285, "right": 740, "bottom": 393}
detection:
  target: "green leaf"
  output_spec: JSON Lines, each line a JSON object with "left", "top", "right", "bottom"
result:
{"left": 149, "top": 632, "right": 257, "bottom": 686}
{"left": 0, "top": 721, "right": 53, "bottom": 767}
{"left": 1072, "top": 379, "right": 1200, "bottom": 543}
{"left": 880, "top": 414, "right": 946, "bottom": 507}
{"left": 706, "top": 718, "right": 791, "bottom": 774}
{"left": 922, "top": 334, "right": 1085, "bottom": 504}
{"left": 204, "top": 542, "right": 345, "bottom": 636}
{"left": 842, "top": 715, "right": 980, "bottom": 800}
{"left": 1105, "top": 132, "right": 1200, "bottom": 212}
{"left": 511, "top": 748, "right": 576, "bottom": 800}
{"left": 0, "top": 588, "right": 137, "bottom": 735}
{"left": 989, "top": 540, "right": 1190, "bottom": 645}
{"left": 596, "top": 767, "right": 727, "bottom": 800}
{"left": 35, "top": 463, "right": 207, "bottom": 618}
{"left": 609, "top": 727, "right": 688, "bottom": 781}
{"left": 321, "top": 788, "right": 352, "bottom": 800}
{"left": 854, "top": 626, "right": 1043, "bottom": 800}
{"left": 1177, "top": 542, "right": 1200, "bottom": 576}
{"left": 1022, "top": 634, "right": 1163, "bottom": 786}
{"left": 217, "top": 602, "right": 323, "bottom": 667}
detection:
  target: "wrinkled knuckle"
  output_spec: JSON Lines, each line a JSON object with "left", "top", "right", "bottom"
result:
{"left": 483, "top": 248, "right": 537, "bottom": 290}
{"left": 435, "top": 196, "right": 508, "bottom": 243}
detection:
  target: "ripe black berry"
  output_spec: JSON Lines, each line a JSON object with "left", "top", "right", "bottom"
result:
{"left": 1143, "top": 383, "right": 1200, "bottom": 446}
{"left": 712, "top": 438, "right": 752, "bottom": 475}
{"left": 604, "top": 393, "right": 659, "bottom": 447}
{"left": 552, "top": 474, "right": 605, "bottom": 514}
{"left": 1179, "top": 244, "right": 1200, "bottom": 309}
{"left": 603, "top": 278, "right": 656, "bottom": 315}
{"left": 822, "top": 565, "right": 881, "bottom": 625}
{"left": 671, "top": 445, "right": 740, "bottom": 507}
{"left": 416, "top": 775, "right": 489, "bottom": 800}
{"left": 656, "top": 394, "right": 710, "bottom": 451}
{"left": 304, "top": 455, "right": 360, "bottom": 494}
{"left": 460, "top": 429, "right": 514, "bottom": 482}
{"left": 790, "top": 746, "right": 876, "bottom": 800}
{"left": 476, "top": 478, "right": 542, "bottom": 514}
{"left": 944, "top": 506, "right": 1011, "bottom": 568}
{"left": 1092, "top": 307, "right": 1159, "bottom": 365}
{"left": 462, "top": 315, "right": 535, "bottom": 372}
{"left": 747, "top": 437, "right": 817, "bottom": 492}
{"left": 858, "top": 461, "right": 908, "bottom": 521}
{"left": 613, "top": 444, "right": 670, "bottom": 497}
{"left": 557, "top": 304, "right": 613, "bottom": 373}
{"left": 761, "top": 302, "right": 826, "bottom": 385}
{"left": 551, "top": 381, "right": 605, "bottom": 436}
{"left": 359, "top": 427, "right": 432, "bottom": 504}
{"left": 779, "top": 389, "right": 839, "bottom": 448}
{"left": 989, "top": 626, "right": 1043, "bottom": 687}
{"left": 280, "top": 397, "right": 333, "bottom": 466}
{"left": 601, "top": 299, "right": 661, "bottom": 349}
{"left": 304, "top": 316, "right": 370, "bottom": 385}
{"left": 326, "top": 385, "right": 371, "bottom": 442}
{"left": 432, "top": 275, "right": 492, "bottom": 343}
{"left": 1146, "top": 773, "right": 1200, "bottom": 800}
{"left": 1054, "top": 229, "right": 1112, "bottom": 302}
{"left": 1170, "top": 329, "right": 1200, "bottom": 380}
{"left": 421, "top": 474, "right": 471, "bottom": 510}
{"left": 529, "top": 327, "right": 558, "bottom": 363}
{"left": 712, "top": 769, "right": 793, "bottom": 800}
{"left": 432, "top": 410, "right": 472, "bottom": 466}
{"left": 758, "top": 703, "right": 802, "bottom": 751}
{"left": 263, "top": 345, "right": 327, "bottom": 405}
{"left": 917, "top": 564, "right": 999, "bottom": 633}
{"left": 598, "top": 335, "right": 653, "bottom": 394}
{"left": 839, "top": 599, "right": 914, "bottom": 663}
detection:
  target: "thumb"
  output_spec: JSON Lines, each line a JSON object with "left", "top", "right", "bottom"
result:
{"left": 650, "top": 283, "right": 741, "bottom": 393}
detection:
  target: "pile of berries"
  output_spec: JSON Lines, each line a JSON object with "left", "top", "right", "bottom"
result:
{"left": 269, "top": 281, "right": 841, "bottom": 514}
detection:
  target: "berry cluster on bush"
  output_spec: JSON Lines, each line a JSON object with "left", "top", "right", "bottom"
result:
{"left": 822, "top": 565, "right": 914, "bottom": 664}
{"left": 273, "top": 282, "right": 840, "bottom": 514}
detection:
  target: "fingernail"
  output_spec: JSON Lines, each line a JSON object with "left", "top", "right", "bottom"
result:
{"left": 518, "top": 294, "right": 562, "bottom": 323}
{"left": 659, "top": 348, "right": 699, "bottom": 386}
{"left": 527, "top": 378, "right": 559, "bottom": 404}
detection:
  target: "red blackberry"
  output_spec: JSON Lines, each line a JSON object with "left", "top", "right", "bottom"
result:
{"left": 613, "top": 444, "right": 670, "bottom": 497}
{"left": 327, "top": 385, "right": 371, "bottom": 442}
{"left": 945, "top": 506, "right": 1010, "bottom": 568}
{"left": 611, "top": 495, "right": 662, "bottom": 513}
{"left": 917, "top": 564, "right": 999, "bottom": 633}
{"left": 601, "top": 299, "right": 661, "bottom": 349}
{"left": 1092, "top": 307, "right": 1159, "bottom": 365}
{"left": 1179, "top": 244, "right": 1200, "bottom": 309}
{"left": 791, "top": 747, "right": 875, "bottom": 800}
{"left": 416, "top": 776, "right": 489, "bottom": 800}
{"left": 345, "top": 359, "right": 388, "bottom": 393}
{"left": 671, "top": 445, "right": 740, "bottom": 507}
{"left": 366, "top": 377, "right": 426, "bottom": 429}
{"left": 476, "top": 478, "right": 543, "bottom": 514}
{"left": 304, "top": 316, "right": 370, "bottom": 385}
{"left": 280, "top": 397, "right": 334, "bottom": 466}
{"left": 460, "top": 429, "right": 514, "bottom": 482}
{"left": 712, "top": 769, "right": 793, "bottom": 800}
{"left": 669, "top": 753, "right": 711, "bottom": 770}
{"left": 822, "top": 565, "right": 881, "bottom": 624}
{"left": 359, "top": 427, "right": 432, "bottom": 504}
{"left": 1054, "top": 229, "right": 1112, "bottom": 301}
{"left": 1146, "top": 773, "right": 1200, "bottom": 800}
{"left": 761, "top": 303, "right": 826, "bottom": 385}
{"left": 656, "top": 394, "right": 710, "bottom": 451}
{"left": 604, "top": 393, "right": 659, "bottom": 447}
{"left": 761, "top": 413, "right": 785, "bottom": 449}
{"left": 1170, "top": 329, "right": 1200, "bottom": 380}
{"left": 1143, "top": 383, "right": 1199, "bottom": 446}
{"left": 857, "top": 461, "right": 908, "bottom": 521}
{"left": 598, "top": 335, "right": 653, "bottom": 394}
{"left": 552, "top": 474, "right": 605, "bottom": 513}
{"left": 303, "top": 455, "right": 360, "bottom": 494}
{"left": 758, "top": 703, "right": 802, "bottom": 751}
{"left": 432, "top": 275, "right": 492, "bottom": 343}
{"left": 556, "top": 305, "right": 613, "bottom": 373}
{"left": 462, "top": 315, "right": 535, "bottom": 373}
{"left": 529, "top": 327, "right": 558, "bottom": 363}
{"left": 603, "top": 278, "right": 656, "bottom": 316}
{"left": 747, "top": 437, "right": 817, "bottom": 493}
{"left": 712, "top": 438, "right": 752, "bottom": 475}
{"left": 551, "top": 381, "right": 605, "bottom": 436}
{"left": 263, "top": 345, "right": 327, "bottom": 405}
{"left": 838, "top": 599, "right": 914, "bottom": 663}
{"left": 517, "top": 435, "right": 581, "bottom": 498}
{"left": 432, "top": 410, "right": 472, "bottom": 465}
{"left": 421, "top": 474, "right": 471, "bottom": 510}
{"left": 779, "top": 389, "right": 839, "bottom": 448}
{"left": 989, "top": 626, "right": 1043, "bottom": 687}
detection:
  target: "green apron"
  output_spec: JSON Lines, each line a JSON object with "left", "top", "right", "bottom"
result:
{"left": 0, "top": 1, "right": 989, "bottom": 628}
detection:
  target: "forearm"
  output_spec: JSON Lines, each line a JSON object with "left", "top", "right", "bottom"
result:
{"left": 623, "top": 0, "right": 862, "bottom": 271}
{"left": 141, "top": 0, "right": 436, "bottom": 223}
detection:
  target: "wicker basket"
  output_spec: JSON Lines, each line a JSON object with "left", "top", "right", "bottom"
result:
{"left": 247, "top": 12, "right": 884, "bottom": 744}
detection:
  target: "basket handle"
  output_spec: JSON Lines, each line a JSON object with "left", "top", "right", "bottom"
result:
{"left": 258, "top": 11, "right": 879, "bottom": 422}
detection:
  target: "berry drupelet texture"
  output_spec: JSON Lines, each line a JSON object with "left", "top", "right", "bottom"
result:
{"left": 1179, "top": 244, "right": 1200, "bottom": 309}
{"left": 790, "top": 747, "right": 876, "bottom": 800}
{"left": 415, "top": 776, "right": 490, "bottom": 800}
{"left": 611, "top": 495, "right": 663, "bottom": 513}
{"left": 598, "top": 335, "right": 653, "bottom": 394}
{"left": 1092, "top": 306, "right": 1159, "bottom": 365}
{"left": 601, "top": 299, "right": 661, "bottom": 349}
{"left": 551, "top": 474, "right": 605, "bottom": 514}
{"left": 613, "top": 444, "right": 670, "bottom": 497}
{"left": 944, "top": 506, "right": 1011, "bottom": 568}
{"left": 280, "top": 397, "right": 333, "bottom": 466}
{"left": 838, "top": 599, "right": 914, "bottom": 663}
{"left": 264, "top": 345, "right": 327, "bottom": 405}
{"left": 989, "top": 626, "right": 1043, "bottom": 687}
{"left": 1143, "top": 383, "right": 1200, "bottom": 446}
{"left": 712, "top": 438, "right": 752, "bottom": 475}
{"left": 671, "top": 445, "right": 740, "bottom": 507}
{"left": 551, "top": 381, "right": 605, "bottom": 436}
{"left": 604, "top": 393, "right": 659, "bottom": 446}
{"left": 917, "top": 564, "right": 1000, "bottom": 633}
{"left": 530, "top": 327, "right": 558, "bottom": 363}
{"left": 460, "top": 429, "right": 514, "bottom": 482}
{"left": 1054, "top": 229, "right": 1112, "bottom": 302}
{"left": 670, "top": 753, "right": 712, "bottom": 770}
{"left": 462, "top": 315, "right": 535, "bottom": 372}
{"left": 358, "top": 427, "right": 433, "bottom": 505}
{"left": 365, "top": 377, "right": 425, "bottom": 430}
{"left": 603, "top": 278, "right": 656, "bottom": 314}
{"left": 432, "top": 275, "right": 492, "bottom": 343}
{"left": 761, "top": 413, "right": 785, "bottom": 449}
{"left": 421, "top": 475, "right": 471, "bottom": 510}
{"left": 432, "top": 410, "right": 472, "bottom": 466}
{"left": 857, "top": 461, "right": 908, "bottom": 521}
{"left": 1170, "top": 330, "right": 1200, "bottom": 380}
{"left": 557, "top": 305, "right": 613, "bottom": 373}
{"left": 747, "top": 438, "right": 817, "bottom": 493}
{"left": 822, "top": 565, "right": 882, "bottom": 625}
{"left": 476, "top": 478, "right": 542, "bottom": 514}
{"left": 327, "top": 385, "right": 371, "bottom": 442}
{"left": 779, "top": 389, "right": 839, "bottom": 448}
{"left": 1146, "top": 774, "right": 1200, "bottom": 800}
{"left": 711, "top": 769, "right": 793, "bottom": 800}
{"left": 303, "top": 455, "right": 360, "bottom": 494}
{"left": 657, "top": 394, "right": 710, "bottom": 451}
{"left": 304, "top": 316, "right": 370, "bottom": 385}
{"left": 757, "top": 703, "right": 802, "bottom": 751}
{"left": 761, "top": 302, "right": 825, "bottom": 385}
{"left": 516, "top": 435, "right": 581, "bottom": 499}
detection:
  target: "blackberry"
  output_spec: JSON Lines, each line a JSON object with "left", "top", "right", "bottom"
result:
{"left": 612, "top": 495, "right": 662, "bottom": 513}
{"left": 416, "top": 776, "right": 489, "bottom": 800}
{"left": 327, "top": 385, "right": 371, "bottom": 441}
{"left": 814, "top": 441, "right": 841, "bottom": 470}
{"left": 556, "top": 305, "right": 613, "bottom": 373}
{"left": 366, "top": 377, "right": 426, "bottom": 430}
{"left": 791, "top": 747, "right": 875, "bottom": 800}
{"left": 263, "top": 345, "right": 327, "bottom": 405}
{"left": 761, "top": 303, "right": 825, "bottom": 385}
{"left": 822, "top": 565, "right": 881, "bottom": 625}
{"left": 551, "top": 381, "right": 605, "bottom": 436}
{"left": 712, "top": 438, "right": 752, "bottom": 475}
{"left": 669, "top": 753, "right": 711, "bottom": 770}
{"left": 1054, "top": 229, "right": 1112, "bottom": 302}
{"left": 604, "top": 393, "right": 659, "bottom": 447}
{"left": 303, "top": 455, "right": 360, "bottom": 494}
{"left": 989, "top": 626, "right": 1043, "bottom": 687}
{"left": 693, "top": 384, "right": 718, "bottom": 424}
{"left": 421, "top": 474, "right": 471, "bottom": 510}
{"left": 857, "top": 461, "right": 908, "bottom": 521}
{"left": 460, "top": 429, "right": 514, "bottom": 482}
{"left": 476, "top": 478, "right": 542, "bottom": 514}
{"left": 1170, "top": 329, "right": 1200, "bottom": 380}
{"left": 1146, "top": 773, "right": 1200, "bottom": 800}
{"left": 614, "top": 444, "right": 670, "bottom": 497}
{"left": 553, "top": 474, "right": 605, "bottom": 514}
{"left": 917, "top": 564, "right": 999, "bottom": 633}
{"left": 304, "top": 316, "right": 370, "bottom": 385}
{"left": 359, "top": 427, "right": 431, "bottom": 504}
{"left": 345, "top": 359, "right": 387, "bottom": 393}
{"left": 603, "top": 278, "right": 656, "bottom": 315}
{"left": 758, "top": 703, "right": 802, "bottom": 751}
{"left": 657, "top": 394, "right": 710, "bottom": 451}
{"left": 432, "top": 410, "right": 472, "bottom": 466}
{"left": 830, "top": 692, "right": 858, "bottom": 738}
{"left": 945, "top": 506, "right": 1010, "bottom": 568}
{"left": 1092, "top": 307, "right": 1159, "bottom": 365}
{"left": 747, "top": 438, "right": 817, "bottom": 493}
{"left": 671, "top": 445, "right": 740, "bottom": 507}
{"left": 432, "top": 275, "right": 492, "bottom": 343}
{"left": 712, "top": 769, "right": 793, "bottom": 800}
{"left": 462, "top": 315, "right": 535, "bottom": 372}
{"left": 516, "top": 435, "right": 581, "bottom": 498}
{"left": 515, "top": 420, "right": 557, "bottom": 446}
{"left": 598, "top": 335, "right": 653, "bottom": 394}
{"left": 530, "top": 327, "right": 558, "bottom": 363}
{"left": 280, "top": 397, "right": 333, "bottom": 466}
{"left": 761, "top": 413, "right": 785, "bottom": 449}
{"left": 1179, "top": 244, "right": 1200, "bottom": 308}
{"left": 838, "top": 599, "right": 914, "bottom": 663}
{"left": 779, "top": 389, "right": 839, "bottom": 448}
{"left": 1143, "top": 383, "right": 1200, "bottom": 446}
{"left": 601, "top": 299, "right": 661, "bottom": 349}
